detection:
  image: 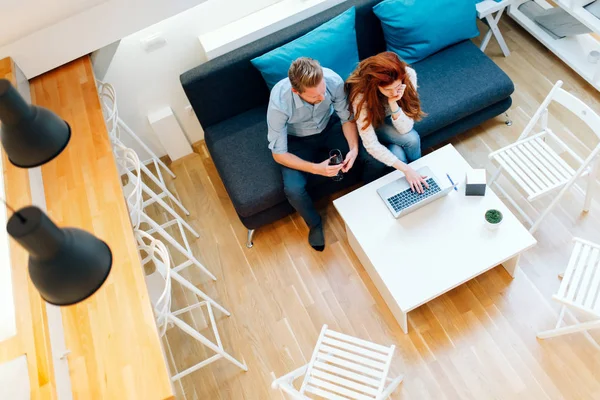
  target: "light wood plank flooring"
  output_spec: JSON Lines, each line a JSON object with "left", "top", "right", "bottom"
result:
{"left": 144, "top": 17, "right": 600, "bottom": 400}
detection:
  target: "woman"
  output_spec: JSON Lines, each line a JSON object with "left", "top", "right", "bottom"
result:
{"left": 346, "top": 52, "right": 428, "bottom": 192}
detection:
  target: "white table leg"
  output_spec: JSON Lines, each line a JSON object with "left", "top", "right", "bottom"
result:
{"left": 485, "top": 10, "right": 510, "bottom": 57}
{"left": 502, "top": 254, "right": 520, "bottom": 278}
{"left": 480, "top": 29, "right": 493, "bottom": 52}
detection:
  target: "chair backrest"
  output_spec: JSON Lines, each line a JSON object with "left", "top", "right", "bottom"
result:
{"left": 114, "top": 146, "right": 143, "bottom": 228}
{"left": 521, "top": 80, "right": 600, "bottom": 143}
{"left": 135, "top": 230, "right": 172, "bottom": 337}
{"left": 299, "top": 325, "right": 396, "bottom": 400}
{"left": 552, "top": 87, "right": 600, "bottom": 141}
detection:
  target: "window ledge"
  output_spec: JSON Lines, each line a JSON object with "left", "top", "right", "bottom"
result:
{"left": 199, "top": 0, "right": 344, "bottom": 60}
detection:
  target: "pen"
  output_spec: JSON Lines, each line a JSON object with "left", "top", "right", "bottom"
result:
{"left": 446, "top": 173, "right": 458, "bottom": 191}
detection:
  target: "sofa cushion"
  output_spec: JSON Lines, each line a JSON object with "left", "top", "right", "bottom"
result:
{"left": 204, "top": 107, "right": 285, "bottom": 218}
{"left": 373, "top": 0, "right": 479, "bottom": 64}
{"left": 251, "top": 7, "right": 360, "bottom": 89}
{"left": 204, "top": 107, "right": 362, "bottom": 218}
{"left": 413, "top": 40, "right": 514, "bottom": 137}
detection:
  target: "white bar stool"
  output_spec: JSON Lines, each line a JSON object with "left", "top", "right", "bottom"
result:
{"left": 135, "top": 230, "right": 247, "bottom": 381}
{"left": 117, "top": 147, "right": 217, "bottom": 282}
{"left": 97, "top": 81, "right": 188, "bottom": 217}
{"left": 98, "top": 80, "right": 175, "bottom": 178}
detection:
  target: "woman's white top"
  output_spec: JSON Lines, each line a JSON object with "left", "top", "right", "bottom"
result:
{"left": 352, "top": 67, "right": 417, "bottom": 167}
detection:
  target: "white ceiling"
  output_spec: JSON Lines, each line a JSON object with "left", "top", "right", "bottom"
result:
{"left": 0, "top": 0, "right": 107, "bottom": 46}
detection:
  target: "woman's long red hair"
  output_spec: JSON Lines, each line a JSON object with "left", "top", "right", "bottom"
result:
{"left": 345, "top": 52, "right": 425, "bottom": 130}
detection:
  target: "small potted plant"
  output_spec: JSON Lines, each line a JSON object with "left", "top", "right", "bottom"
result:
{"left": 485, "top": 209, "right": 503, "bottom": 230}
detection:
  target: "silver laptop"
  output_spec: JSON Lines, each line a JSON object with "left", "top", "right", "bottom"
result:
{"left": 377, "top": 166, "right": 453, "bottom": 218}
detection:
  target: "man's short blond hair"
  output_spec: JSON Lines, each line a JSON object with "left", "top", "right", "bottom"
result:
{"left": 288, "top": 57, "right": 323, "bottom": 93}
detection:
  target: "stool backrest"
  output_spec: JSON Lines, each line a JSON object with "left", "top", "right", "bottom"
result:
{"left": 114, "top": 146, "right": 144, "bottom": 229}
{"left": 97, "top": 80, "right": 122, "bottom": 146}
{"left": 135, "top": 230, "right": 172, "bottom": 337}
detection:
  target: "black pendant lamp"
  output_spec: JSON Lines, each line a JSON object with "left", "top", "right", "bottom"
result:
{"left": 0, "top": 79, "right": 111, "bottom": 305}
{"left": 0, "top": 78, "right": 71, "bottom": 168}
{"left": 6, "top": 206, "right": 112, "bottom": 306}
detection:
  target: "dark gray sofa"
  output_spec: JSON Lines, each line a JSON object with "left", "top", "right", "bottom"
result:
{"left": 180, "top": 0, "right": 514, "bottom": 247}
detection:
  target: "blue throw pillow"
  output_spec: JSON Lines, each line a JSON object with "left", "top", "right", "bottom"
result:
{"left": 373, "top": 0, "right": 479, "bottom": 64}
{"left": 251, "top": 7, "right": 359, "bottom": 90}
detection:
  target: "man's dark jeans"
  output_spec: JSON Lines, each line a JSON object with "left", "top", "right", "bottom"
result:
{"left": 280, "top": 117, "right": 386, "bottom": 229}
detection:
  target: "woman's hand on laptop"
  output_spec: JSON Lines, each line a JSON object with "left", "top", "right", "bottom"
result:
{"left": 403, "top": 166, "right": 429, "bottom": 193}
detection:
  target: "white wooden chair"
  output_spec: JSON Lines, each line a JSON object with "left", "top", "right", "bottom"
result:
{"left": 135, "top": 230, "right": 247, "bottom": 381}
{"left": 489, "top": 80, "right": 600, "bottom": 234}
{"left": 117, "top": 146, "right": 219, "bottom": 286}
{"left": 537, "top": 237, "right": 600, "bottom": 351}
{"left": 272, "top": 325, "right": 403, "bottom": 400}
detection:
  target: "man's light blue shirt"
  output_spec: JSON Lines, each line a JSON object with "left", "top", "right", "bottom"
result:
{"left": 266, "top": 68, "right": 352, "bottom": 154}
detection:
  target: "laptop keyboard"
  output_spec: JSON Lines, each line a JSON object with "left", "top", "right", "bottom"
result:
{"left": 387, "top": 178, "right": 441, "bottom": 213}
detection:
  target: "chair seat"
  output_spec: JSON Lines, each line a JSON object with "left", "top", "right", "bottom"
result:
{"left": 556, "top": 238, "right": 600, "bottom": 316}
{"left": 301, "top": 327, "right": 396, "bottom": 400}
{"left": 490, "top": 131, "right": 576, "bottom": 200}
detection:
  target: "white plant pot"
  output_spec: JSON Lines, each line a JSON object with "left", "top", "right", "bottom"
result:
{"left": 484, "top": 210, "right": 503, "bottom": 230}
{"left": 485, "top": 219, "right": 502, "bottom": 230}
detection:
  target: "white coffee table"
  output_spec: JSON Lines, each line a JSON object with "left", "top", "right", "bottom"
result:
{"left": 333, "top": 144, "right": 536, "bottom": 333}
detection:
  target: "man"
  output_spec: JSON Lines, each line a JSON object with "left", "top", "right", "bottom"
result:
{"left": 267, "top": 57, "right": 383, "bottom": 251}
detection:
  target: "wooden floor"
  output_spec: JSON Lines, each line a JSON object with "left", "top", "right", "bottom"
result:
{"left": 146, "top": 17, "right": 600, "bottom": 400}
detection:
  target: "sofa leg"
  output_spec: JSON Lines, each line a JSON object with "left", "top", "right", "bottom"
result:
{"left": 246, "top": 229, "right": 255, "bottom": 248}
{"left": 504, "top": 112, "right": 512, "bottom": 126}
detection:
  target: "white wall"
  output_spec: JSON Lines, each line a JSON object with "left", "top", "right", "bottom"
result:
{"left": 99, "top": 0, "right": 345, "bottom": 161}
{"left": 0, "top": 0, "right": 105, "bottom": 48}
{"left": 0, "top": 0, "right": 211, "bottom": 78}
{"left": 100, "top": 0, "right": 283, "bottom": 161}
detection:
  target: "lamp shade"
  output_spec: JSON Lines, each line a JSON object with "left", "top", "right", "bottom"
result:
{"left": 6, "top": 206, "right": 112, "bottom": 306}
{"left": 0, "top": 79, "right": 71, "bottom": 168}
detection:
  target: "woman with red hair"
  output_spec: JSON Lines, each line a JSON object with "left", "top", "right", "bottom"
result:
{"left": 346, "top": 52, "right": 428, "bottom": 192}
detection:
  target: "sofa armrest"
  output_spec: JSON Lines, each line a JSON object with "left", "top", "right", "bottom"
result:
{"left": 180, "top": 49, "right": 271, "bottom": 129}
